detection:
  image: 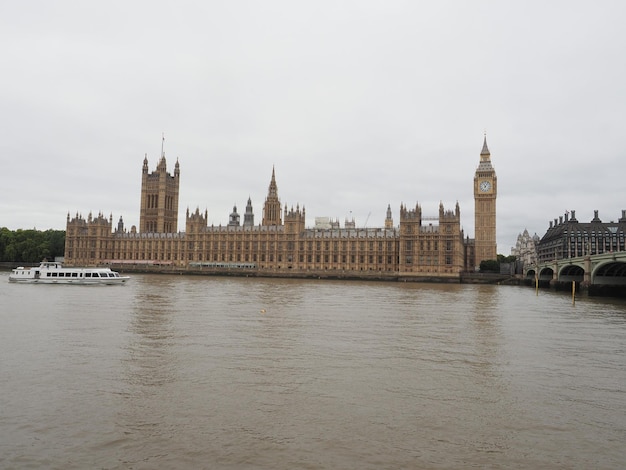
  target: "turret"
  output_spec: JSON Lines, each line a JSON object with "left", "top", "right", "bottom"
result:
{"left": 228, "top": 205, "right": 241, "bottom": 226}
{"left": 186, "top": 207, "right": 208, "bottom": 234}
{"left": 385, "top": 204, "right": 393, "bottom": 229}
{"left": 285, "top": 203, "right": 306, "bottom": 234}
{"left": 243, "top": 197, "right": 254, "bottom": 227}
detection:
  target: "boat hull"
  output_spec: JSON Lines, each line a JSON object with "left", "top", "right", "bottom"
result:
{"left": 8, "top": 277, "right": 129, "bottom": 285}
{"left": 8, "top": 261, "right": 130, "bottom": 285}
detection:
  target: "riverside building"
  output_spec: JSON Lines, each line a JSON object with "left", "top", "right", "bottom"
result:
{"left": 536, "top": 210, "right": 626, "bottom": 263}
{"left": 64, "top": 138, "right": 498, "bottom": 280}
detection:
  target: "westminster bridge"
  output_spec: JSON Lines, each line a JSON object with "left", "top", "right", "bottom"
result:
{"left": 525, "top": 252, "right": 626, "bottom": 292}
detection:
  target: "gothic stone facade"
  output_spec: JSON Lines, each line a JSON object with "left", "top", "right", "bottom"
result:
{"left": 473, "top": 136, "right": 497, "bottom": 265}
{"left": 65, "top": 140, "right": 497, "bottom": 279}
{"left": 511, "top": 229, "right": 540, "bottom": 267}
{"left": 139, "top": 154, "right": 180, "bottom": 233}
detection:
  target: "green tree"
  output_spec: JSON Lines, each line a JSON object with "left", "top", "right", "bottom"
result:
{"left": 0, "top": 227, "right": 13, "bottom": 261}
{"left": 497, "top": 254, "right": 517, "bottom": 264}
{"left": 479, "top": 259, "right": 500, "bottom": 273}
{"left": 48, "top": 230, "right": 66, "bottom": 257}
{"left": 0, "top": 228, "right": 65, "bottom": 263}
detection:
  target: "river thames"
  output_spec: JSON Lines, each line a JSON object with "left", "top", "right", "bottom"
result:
{"left": 1, "top": 272, "right": 625, "bottom": 469}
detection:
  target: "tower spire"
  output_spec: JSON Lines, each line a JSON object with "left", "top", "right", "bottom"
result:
{"left": 481, "top": 132, "right": 490, "bottom": 156}
{"left": 161, "top": 132, "right": 165, "bottom": 158}
{"left": 268, "top": 165, "right": 278, "bottom": 197}
{"left": 262, "top": 166, "right": 282, "bottom": 226}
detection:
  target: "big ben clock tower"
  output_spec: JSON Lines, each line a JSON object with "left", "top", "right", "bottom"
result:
{"left": 474, "top": 135, "right": 497, "bottom": 265}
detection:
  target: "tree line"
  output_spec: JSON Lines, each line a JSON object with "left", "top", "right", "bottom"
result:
{"left": 0, "top": 228, "right": 65, "bottom": 263}
{"left": 479, "top": 254, "right": 518, "bottom": 273}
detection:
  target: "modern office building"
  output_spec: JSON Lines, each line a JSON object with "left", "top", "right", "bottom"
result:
{"left": 536, "top": 210, "right": 626, "bottom": 263}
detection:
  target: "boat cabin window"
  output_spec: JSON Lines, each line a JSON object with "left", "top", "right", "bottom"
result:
{"left": 85, "top": 273, "right": 92, "bottom": 277}
{"left": 72, "top": 273, "right": 78, "bottom": 277}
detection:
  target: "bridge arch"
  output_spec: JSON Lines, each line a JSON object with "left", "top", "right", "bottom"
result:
{"left": 592, "top": 260, "right": 626, "bottom": 285}
{"left": 538, "top": 267, "right": 554, "bottom": 281}
{"left": 558, "top": 264, "right": 585, "bottom": 282}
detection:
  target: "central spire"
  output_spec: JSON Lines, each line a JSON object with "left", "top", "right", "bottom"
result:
{"left": 268, "top": 165, "right": 278, "bottom": 197}
{"left": 262, "top": 166, "right": 282, "bottom": 226}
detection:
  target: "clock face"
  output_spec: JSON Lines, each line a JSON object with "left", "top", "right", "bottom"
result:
{"left": 479, "top": 181, "right": 492, "bottom": 192}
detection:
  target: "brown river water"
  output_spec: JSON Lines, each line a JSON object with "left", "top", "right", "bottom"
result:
{"left": 1, "top": 272, "right": 625, "bottom": 469}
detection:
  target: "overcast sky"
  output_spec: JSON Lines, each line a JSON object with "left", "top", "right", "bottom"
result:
{"left": 2, "top": 1, "right": 625, "bottom": 252}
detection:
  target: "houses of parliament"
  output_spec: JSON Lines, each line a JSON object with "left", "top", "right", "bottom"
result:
{"left": 64, "top": 138, "right": 498, "bottom": 280}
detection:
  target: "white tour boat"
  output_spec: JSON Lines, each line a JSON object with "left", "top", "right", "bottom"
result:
{"left": 9, "top": 261, "right": 129, "bottom": 285}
